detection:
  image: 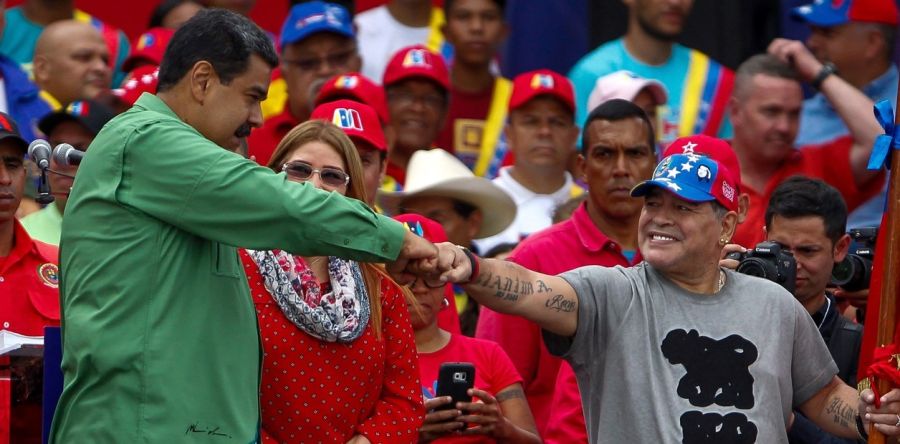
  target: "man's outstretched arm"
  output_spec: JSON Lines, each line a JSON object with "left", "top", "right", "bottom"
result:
{"left": 436, "top": 243, "right": 578, "bottom": 337}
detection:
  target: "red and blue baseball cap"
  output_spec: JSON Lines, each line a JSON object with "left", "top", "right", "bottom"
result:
{"left": 315, "top": 72, "right": 389, "bottom": 125}
{"left": 311, "top": 99, "right": 387, "bottom": 152}
{"left": 280, "top": 1, "right": 354, "bottom": 48}
{"left": 663, "top": 135, "right": 742, "bottom": 194}
{"left": 792, "top": 0, "right": 899, "bottom": 26}
{"left": 393, "top": 213, "right": 449, "bottom": 244}
{"left": 38, "top": 99, "right": 117, "bottom": 137}
{"left": 122, "top": 27, "right": 175, "bottom": 72}
{"left": 383, "top": 45, "right": 450, "bottom": 91}
{"left": 631, "top": 137, "right": 739, "bottom": 211}
{"left": 508, "top": 69, "right": 575, "bottom": 113}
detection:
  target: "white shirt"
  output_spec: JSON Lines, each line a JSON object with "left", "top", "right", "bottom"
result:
{"left": 355, "top": 6, "right": 431, "bottom": 83}
{"left": 474, "top": 166, "right": 578, "bottom": 254}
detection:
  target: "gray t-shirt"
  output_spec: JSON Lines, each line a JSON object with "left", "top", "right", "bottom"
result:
{"left": 544, "top": 263, "right": 838, "bottom": 444}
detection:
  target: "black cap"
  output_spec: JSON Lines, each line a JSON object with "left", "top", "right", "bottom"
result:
{"left": 38, "top": 100, "right": 116, "bottom": 137}
{"left": 0, "top": 112, "right": 29, "bottom": 153}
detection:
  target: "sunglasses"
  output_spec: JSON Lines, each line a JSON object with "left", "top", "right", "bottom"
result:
{"left": 282, "top": 161, "right": 350, "bottom": 187}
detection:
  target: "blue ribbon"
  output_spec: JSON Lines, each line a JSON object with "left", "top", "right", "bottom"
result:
{"left": 868, "top": 100, "right": 900, "bottom": 170}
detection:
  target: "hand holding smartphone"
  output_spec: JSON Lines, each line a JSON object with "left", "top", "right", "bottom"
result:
{"left": 434, "top": 362, "right": 475, "bottom": 411}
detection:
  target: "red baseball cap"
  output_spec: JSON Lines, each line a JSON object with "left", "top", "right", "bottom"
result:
{"left": 793, "top": 0, "right": 898, "bottom": 26}
{"left": 315, "top": 72, "right": 389, "bottom": 125}
{"left": 123, "top": 27, "right": 175, "bottom": 73}
{"left": 112, "top": 65, "right": 159, "bottom": 107}
{"left": 311, "top": 99, "right": 387, "bottom": 152}
{"left": 382, "top": 45, "right": 449, "bottom": 91}
{"left": 663, "top": 135, "right": 742, "bottom": 193}
{"left": 393, "top": 213, "right": 449, "bottom": 244}
{"left": 508, "top": 69, "right": 575, "bottom": 113}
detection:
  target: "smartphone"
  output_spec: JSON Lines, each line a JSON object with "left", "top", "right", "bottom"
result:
{"left": 434, "top": 362, "right": 475, "bottom": 411}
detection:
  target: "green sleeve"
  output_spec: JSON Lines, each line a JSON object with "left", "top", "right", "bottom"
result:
{"left": 115, "top": 120, "right": 405, "bottom": 262}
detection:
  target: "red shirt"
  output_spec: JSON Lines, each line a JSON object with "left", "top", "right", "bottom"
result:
{"left": 418, "top": 334, "right": 522, "bottom": 444}
{"left": 435, "top": 84, "right": 494, "bottom": 170}
{"left": 240, "top": 250, "right": 423, "bottom": 444}
{"left": 543, "top": 363, "right": 586, "bottom": 444}
{"left": 474, "top": 202, "right": 639, "bottom": 435}
{"left": 0, "top": 220, "right": 59, "bottom": 336}
{"left": 247, "top": 109, "right": 300, "bottom": 166}
{"left": 733, "top": 136, "right": 885, "bottom": 248}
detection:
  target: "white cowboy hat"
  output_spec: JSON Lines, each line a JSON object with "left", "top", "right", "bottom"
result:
{"left": 378, "top": 149, "right": 516, "bottom": 238}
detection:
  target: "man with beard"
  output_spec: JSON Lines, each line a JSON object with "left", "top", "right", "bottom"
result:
{"left": 49, "top": 10, "right": 437, "bottom": 442}
{"left": 32, "top": 20, "right": 111, "bottom": 109}
{"left": 20, "top": 99, "right": 116, "bottom": 246}
{"left": 475, "top": 99, "right": 656, "bottom": 435}
{"left": 729, "top": 44, "right": 883, "bottom": 248}
{"left": 382, "top": 44, "right": 450, "bottom": 188}
{"left": 247, "top": 1, "right": 361, "bottom": 165}
{"left": 567, "top": 0, "right": 733, "bottom": 146}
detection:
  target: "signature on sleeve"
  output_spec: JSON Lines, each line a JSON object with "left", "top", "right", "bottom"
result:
{"left": 185, "top": 421, "right": 233, "bottom": 439}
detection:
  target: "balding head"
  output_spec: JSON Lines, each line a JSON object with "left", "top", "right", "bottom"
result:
{"left": 34, "top": 20, "right": 110, "bottom": 106}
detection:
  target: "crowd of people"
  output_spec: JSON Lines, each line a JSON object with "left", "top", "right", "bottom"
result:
{"left": 4, "top": 0, "right": 900, "bottom": 443}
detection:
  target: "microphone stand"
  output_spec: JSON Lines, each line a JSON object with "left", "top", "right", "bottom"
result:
{"left": 35, "top": 163, "right": 55, "bottom": 204}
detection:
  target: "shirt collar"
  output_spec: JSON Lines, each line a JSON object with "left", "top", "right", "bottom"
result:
{"left": 863, "top": 64, "right": 899, "bottom": 99}
{"left": 0, "top": 220, "right": 42, "bottom": 273}
{"left": 572, "top": 202, "right": 615, "bottom": 252}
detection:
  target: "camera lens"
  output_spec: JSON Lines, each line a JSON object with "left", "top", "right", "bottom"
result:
{"left": 831, "top": 254, "right": 872, "bottom": 292}
{"left": 736, "top": 258, "right": 776, "bottom": 280}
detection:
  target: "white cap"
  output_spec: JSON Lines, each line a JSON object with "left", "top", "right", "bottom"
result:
{"left": 587, "top": 70, "right": 668, "bottom": 113}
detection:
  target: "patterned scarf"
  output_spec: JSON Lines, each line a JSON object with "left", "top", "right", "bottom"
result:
{"left": 248, "top": 249, "right": 370, "bottom": 343}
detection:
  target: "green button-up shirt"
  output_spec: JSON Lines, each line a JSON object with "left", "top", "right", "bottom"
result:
{"left": 50, "top": 93, "right": 406, "bottom": 443}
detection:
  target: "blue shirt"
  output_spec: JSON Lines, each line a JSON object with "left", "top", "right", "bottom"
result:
{"left": 796, "top": 65, "right": 898, "bottom": 229}
{"left": 568, "top": 38, "right": 733, "bottom": 145}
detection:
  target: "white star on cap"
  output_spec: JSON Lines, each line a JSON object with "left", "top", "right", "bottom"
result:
{"left": 666, "top": 168, "right": 681, "bottom": 179}
{"left": 665, "top": 181, "right": 682, "bottom": 192}
{"left": 681, "top": 141, "right": 698, "bottom": 154}
{"left": 680, "top": 161, "right": 694, "bottom": 172}
{"left": 685, "top": 154, "right": 701, "bottom": 163}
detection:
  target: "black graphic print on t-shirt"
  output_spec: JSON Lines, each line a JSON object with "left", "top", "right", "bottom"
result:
{"left": 661, "top": 329, "right": 759, "bottom": 443}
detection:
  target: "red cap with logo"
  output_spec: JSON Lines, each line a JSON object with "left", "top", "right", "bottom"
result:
{"left": 311, "top": 99, "right": 387, "bottom": 152}
{"left": 382, "top": 45, "right": 450, "bottom": 91}
{"left": 315, "top": 72, "right": 389, "bottom": 125}
{"left": 508, "top": 69, "right": 575, "bottom": 113}
{"left": 663, "top": 134, "right": 742, "bottom": 193}
{"left": 123, "top": 27, "right": 175, "bottom": 72}
{"left": 112, "top": 65, "right": 159, "bottom": 106}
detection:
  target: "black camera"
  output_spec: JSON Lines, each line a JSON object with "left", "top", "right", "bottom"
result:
{"left": 830, "top": 227, "right": 877, "bottom": 292}
{"left": 726, "top": 241, "right": 797, "bottom": 295}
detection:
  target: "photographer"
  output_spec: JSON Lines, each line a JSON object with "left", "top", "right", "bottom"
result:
{"left": 763, "top": 177, "right": 862, "bottom": 443}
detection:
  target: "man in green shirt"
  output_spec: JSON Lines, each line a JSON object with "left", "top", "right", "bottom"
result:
{"left": 50, "top": 9, "right": 436, "bottom": 443}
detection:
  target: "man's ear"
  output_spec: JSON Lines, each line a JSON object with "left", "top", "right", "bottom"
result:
{"left": 189, "top": 61, "right": 215, "bottom": 104}
{"left": 33, "top": 55, "right": 50, "bottom": 84}
{"left": 833, "top": 233, "right": 851, "bottom": 263}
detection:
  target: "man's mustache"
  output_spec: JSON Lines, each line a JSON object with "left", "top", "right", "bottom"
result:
{"left": 235, "top": 124, "right": 252, "bottom": 138}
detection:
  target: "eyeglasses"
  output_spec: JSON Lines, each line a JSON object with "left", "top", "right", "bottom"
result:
{"left": 282, "top": 161, "right": 350, "bottom": 187}
{"left": 282, "top": 48, "right": 357, "bottom": 72}
{"left": 408, "top": 276, "right": 446, "bottom": 289}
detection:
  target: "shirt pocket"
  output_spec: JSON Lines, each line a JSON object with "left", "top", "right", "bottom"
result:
{"left": 28, "top": 288, "right": 61, "bottom": 322}
{"left": 211, "top": 243, "right": 242, "bottom": 279}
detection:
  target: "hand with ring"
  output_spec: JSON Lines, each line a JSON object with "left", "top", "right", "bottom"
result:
{"left": 860, "top": 388, "right": 900, "bottom": 436}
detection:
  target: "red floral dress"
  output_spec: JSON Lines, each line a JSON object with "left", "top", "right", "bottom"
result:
{"left": 240, "top": 250, "right": 424, "bottom": 443}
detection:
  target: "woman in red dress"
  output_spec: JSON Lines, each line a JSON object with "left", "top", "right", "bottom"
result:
{"left": 239, "top": 120, "right": 423, "bottom": 444}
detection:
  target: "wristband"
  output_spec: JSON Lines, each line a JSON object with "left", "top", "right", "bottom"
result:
{"left": 811, "top": 62, "right": 837, "bottom": 90}
{"left": 856, "top": 413, "right": 869, "bottom": 441}
{"left": 457, "top": 245, "right": 480, "bottom": 284}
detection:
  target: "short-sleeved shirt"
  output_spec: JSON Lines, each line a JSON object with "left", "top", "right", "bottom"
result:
{"left": 418, "top": 334, "right": 522, "bottom": 444}
{"left": 0, "top": 219, "right": 59, "bottom": 336}
{"left": 20, "top": 201, "right": 62, "bottom": 245}
{"left": 733, "top": 136, "right": 885, "bottom": 248}
{"left": 545, "top": 263, "right": 837, "bottom": 444}
{"left": 474, "top": 202, "right": 639, "bottom": 434}
{"left": 568, "top": 38, "right": 734, "bottom": 145}
{"left": 50, "top": 93, "right": 406, "bottom": 442}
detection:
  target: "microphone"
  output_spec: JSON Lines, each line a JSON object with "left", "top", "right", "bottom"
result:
{"left": 28, "top": 139, "right": 52, "bottom": 169}
{"left": 52, "top": 143, "right": 84, "bottom": 166}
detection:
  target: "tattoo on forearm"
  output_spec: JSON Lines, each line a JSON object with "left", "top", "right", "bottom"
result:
{"left": 545, "top": 294, "right": 576, "bottom": 312}
{"left": 536, "top": 280, "right": 552, "bottom": 293}
{"left": 824, "top": 397, "right": 856, "bottom": 429}
{"left": 495, "top": 388, "right": 526, "bottom": 402}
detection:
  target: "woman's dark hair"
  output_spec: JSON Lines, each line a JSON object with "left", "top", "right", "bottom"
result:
{"left": 149, "top": 0, "right": 202, "bottom": 29}
{"left": 157, "top": 9, "right": 278, "bottom": 92}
